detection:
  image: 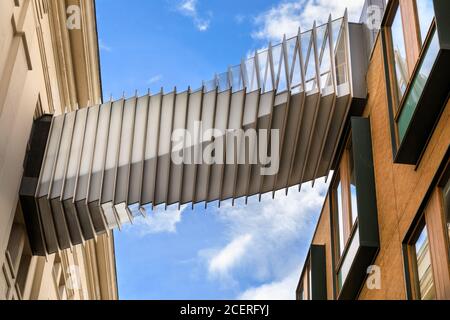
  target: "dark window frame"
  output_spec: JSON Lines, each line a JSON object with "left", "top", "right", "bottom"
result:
{"left": 437, "top": 161, "right": 450, "bottom": 273}
{"left": 403, "top": 153, "right": 450, "bottom": 300}
{"left": 382, "top": 0, "right": 450, "bottom": 165}
{"left": 296, "top": 245, "right": 327, "bottom": 301}
{"left": 329, "top": 117, "right": 380, "bottom": 300}
{"left": 384, "top": 0, "right": 407, "bottom": 116}
{"left": 332, "top": 136, "right": 359, "bottom": 266}
{"left": 403, "top": 215, "right": 436, "bottom": 300}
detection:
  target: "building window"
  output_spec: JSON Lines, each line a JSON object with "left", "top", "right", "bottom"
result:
{"left": 335, "top": 179, "right": 345, "bottom": 257}
{"left": 330, "top": 118, "right": 379, "bottom": 299}
{"left": 405, "top": 161, "right": 450, "bottom": 300}
{"left": 348, "top": 144, "right": 358, "bottom": 225}
{"left": 416, "top": 0, "right": 435, "bottom": 46}
{"left": 397, "top": 28, "right": 439, "bottom": 142}
{"left": 390, "top": 5, "right": 408, "bottom": 101}
{"left": 297, "top": 261, "right": 311, "bottom": 300}
{"left": 332, "top": 139, "right": 361, "bottom": 292}
{"left": 406, "top": 220, "right": 437, "bottom": 300}
{"left": 441, "top": 169, "right": 450, "bottom": 263}
{"left": 381, "top": 0, "right": 449, "bottom": 165}
{"left": 296, "top": 245, "right": 327, "bottom": 300}
{"left": 333, "top": 141, "right": 358, "bottom": 261}
{"left": 411, "top": 224, "right": 436, "bottom": 300}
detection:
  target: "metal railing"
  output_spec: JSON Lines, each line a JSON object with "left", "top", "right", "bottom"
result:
{"left": 199, "top": 15, "right": 350, "bottom": 96}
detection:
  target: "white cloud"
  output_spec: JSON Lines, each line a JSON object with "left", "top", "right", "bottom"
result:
{"left": 204, "top": 178, "right": 330, "bottom": 293}
{"left": 208, "top": 234, "right": 253, "bottom": 278}
{"left": 253, "top": 0, "right": 365, "bottom": 42}
{"left": 180, "top": 0, "right": 196, "bottom": 14}
{"left": 177, "top": 0, "right": 211, "bottom": 32}
{"left": 235, "top": 14, "right": 246, "bottom": 25}
{"left": 238, "top": 270, "right": 300, "bottom": 300}
{"left": 127, "top": 207, "right": 184, "bottom": 236}
{"left": 99, "top": 39, "right": 112, "bottom": 52}
{"left": 147, "top": 74, "right": 163, "bottom": 85}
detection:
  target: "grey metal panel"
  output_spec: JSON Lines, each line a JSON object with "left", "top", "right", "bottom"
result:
{"left": 260, "top": 98, "right": 288, "bottom": 194}
{"left": 141, "top": 92, "right": 162, "bottom": 208}
{"left": 37, "top": 196, "right": 58, "bottom": 254}
{"left": 288, "top": 92, "right": 320, "bottom": 186}
{"left": 221, "top": 89, "right": 245, "bottom": 202}
{"left": 164, "top": 90, "right": 178, "bottom": 210}
{"left": 168, "top": 91, "right": 189, "bottom": 206}
{"left": 274, "top": 93, "right": 305, "bottom": 191}
{"left": 75, "top": 106, "right": 99, "bottom": 203}
{"left": 190, "top": 88, "right": 206, "bottom": 208}
{"left": 62, "top": 108, "right": 88, "bottom": 203}
{"left": 207, "top": 90, "right": 231, "bottom": 202}
{"left": 231, "top": 88, "right": 246, "bottom": 206}
{"left": 176, "top": 89, "right": 191, "bottom": 210}
{"left": 347, "top": 17, "right": 368, "bottom": 100}
{"left": 88, "top": 102, "right": 112, "bottom": 233}
{"left": 49, "top": 111, "right": 76, "bottom": 249}
{"left": 303, "top": 94, "right": 335, "bottom": 182}
{"left": 318, "top": 94, "right": 351, "bottom": 177}
{"left": 180, "top": 90, "right": 203, "bottom": 205}
{"left": 248, "top": 91, "right": 275, "bottom": 198}
{"left": 155, "top": 92, "right": 176, "bottom": 207}
{"left": 37, "top": 115, "right": 64, "bottom": 198}
{"left": 43, "top": 115, "right": 66, "bottom": 250}
{"left": 74, "top": 105, "right": 99, "bottom": 239}
{"left": 195, "top": 89, "right": 217, "bottom": 205}
{"left": 243, "top": 89, "right": 262, "bottom": 204}
{"left": 74, "top": 201, "right": 95, "bottom": 240}
{"left": 256, "top": 91, "right": 277, "bottom": 201}
{"left": 36, "top": 114, "right": 64, "bottom": 253}
{"left": 51, "top": 112, "right": 76, "bottom": 200}
{"left": 271, "top": 88, "right": 292, "bottom": 197}
{"left": 114, "top": 96, "right": 137, "bottom": 224}
{"left": 88, "top": 103, "right": 111, "bottom": 203}
{"left": 101, "top": 99, "right": 124, "bottom": 229}
{"left": 20, "top": 115, "right": 52, "bottom": 256}
{"left": 235, "top": 90, "right": 260, "bottom": 199}
{"left": 61, "top": 200, "right": 84, "bottom": 245}
{"left": 128, "top": 94, "right": 149, "bottom": 213}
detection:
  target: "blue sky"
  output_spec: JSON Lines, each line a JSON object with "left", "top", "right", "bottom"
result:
{"left": 96, "top": 0, "right": 365, "bottom": 300}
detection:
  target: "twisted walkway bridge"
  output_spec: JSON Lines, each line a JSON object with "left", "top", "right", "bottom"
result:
{"left": 20, "top": 14, "right": 369, "bottom": 255}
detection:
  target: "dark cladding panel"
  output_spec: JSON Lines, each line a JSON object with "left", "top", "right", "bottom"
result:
{"left": 19, "top": 115, "right": 52, "bottom": 256}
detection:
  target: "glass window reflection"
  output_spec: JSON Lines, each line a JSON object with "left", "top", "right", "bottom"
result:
{"left": 336, "top": 181, "right": 345, "bottom": 256}
{"left": 391, "top": 7, "right": 408, "bottom": 100}
{"left": 414, "top": 227, "right": 436, "bottom": 300}
{"left": 348, "top": 146, "right": 358, "bottom": 225}
{"left": 397, "top": 30, "right": 439, "bottom": 142}
{"left": 416, "top": 0, "right": 435, "bottom": 46}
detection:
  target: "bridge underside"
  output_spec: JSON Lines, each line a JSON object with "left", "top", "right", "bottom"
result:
{"left": 20, "top": 14, "right": 368, "bottom": 255}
